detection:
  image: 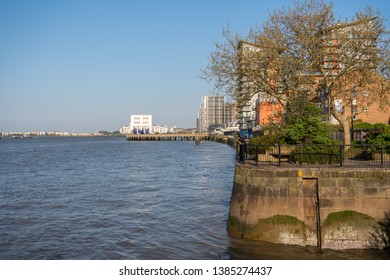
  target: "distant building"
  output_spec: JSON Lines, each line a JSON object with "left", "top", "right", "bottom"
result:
{"left": 197, "top": 96, "right": 238, "bottom": 133}
{"left": 129, "top": 115, "right": 153, "bottom": 134}
{"left": 198, "top": 96, "right": 224, "bottom": 133}
{"left": 152, "top": 124, "right": 169, "bottom": 134}
{"left": 120, "top": 125, "right": 131, "bottom": 134}
{"left": 120, "top": 115, "right": 177, "bottom": 135}
{"left": 224, "top": 101, "right": 239, "bottom": 128}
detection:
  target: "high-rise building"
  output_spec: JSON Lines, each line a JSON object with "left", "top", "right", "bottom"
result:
{"left": 197, "top": 96, "right": 238, "bottom": 133}
{"left": 224, "top": 101, "right": 239, "bottom": 127}
{"left": 197, "top": 96, "right": 224, "bottom": 133}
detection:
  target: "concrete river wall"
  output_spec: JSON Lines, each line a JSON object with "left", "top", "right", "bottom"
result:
{"left": 228, "top": 163, "right": 390, "bottom": 249}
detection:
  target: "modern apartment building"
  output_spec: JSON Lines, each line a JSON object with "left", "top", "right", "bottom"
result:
{"left": 224, "top": 101, "right": 239, "bottom": 128}
{"left": 317, "top": 17, "right": 389, "bottom": 126}
{"left": 197, "top": 96, "right": 238, "bottom": 133}
{"left": 237, "top": 17, "right": 389, "bottom": 132}
{"left": 198, "top": 96, "right": 224, "bottom": 133}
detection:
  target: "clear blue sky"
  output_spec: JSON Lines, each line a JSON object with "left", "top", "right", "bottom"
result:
{"left": 1, "top": 0, "right": 389, "bottom": 132}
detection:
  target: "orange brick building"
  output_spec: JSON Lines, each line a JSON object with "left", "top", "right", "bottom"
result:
{"left": 252, "top": 17, "right": 389, "bottom": 128}
{"left": 255, "top": 100, "right": 283, "bottom": 127}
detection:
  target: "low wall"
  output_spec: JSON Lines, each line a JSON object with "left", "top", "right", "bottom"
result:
{"left": 228, "top": 163, "right": 390, "bottom": 249}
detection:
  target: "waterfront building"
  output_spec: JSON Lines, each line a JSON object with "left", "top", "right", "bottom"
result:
{"left": 129, "top": 115, "right": 153, "bottom": 134}
{"left": 236, "top": 18, "right": 389, "bottom": 134}
{"left": 197, "top": 96, "right": 238, "bottom": 133}
{"left": 224, "top": 101, "right": 239, "bottom": 129}
{"left": 120, "top": 125, "right": 131, "bottom": 135}
{"left": 236, "top": 41, "right": 265, "bottom": 136}
{"left": 198, "top": 96, "right": 224, "bottom": 133}
{"left": 121, "top": 115, "right": 176, "bottom": 135}
{"left": 152, "top": 124, "right": 169, "bottom": 134}
{"left": 316, "top": 17, "right": 390, "bottom": 126}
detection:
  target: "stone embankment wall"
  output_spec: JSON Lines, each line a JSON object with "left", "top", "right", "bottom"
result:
{"left": 228, "top": 163, "right": 390, "bottom": 249}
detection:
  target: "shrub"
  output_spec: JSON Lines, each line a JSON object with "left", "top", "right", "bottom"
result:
{"left": 353, "top": 122, "right": 373, "bottom": 130}
{"left": 365, "top": 125, "right": 390, "bottom": 153}
{"left": 248, "top": 134, "right": 284, "bottom": 154}
{"left": 290, "top": 144, "right": 342, "bottom": 164}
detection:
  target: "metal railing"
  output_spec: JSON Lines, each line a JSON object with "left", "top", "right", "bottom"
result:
{"left": 237, "top": 143, "right": 390, "bottom": 167}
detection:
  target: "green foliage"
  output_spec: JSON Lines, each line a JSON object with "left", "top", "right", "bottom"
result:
{"left": 283, "top": 94, "right": 335, "bottom": 144}
{"left": 373, "top": 123, "right": 386, "bottom": 130}
{"left": 290, "top": 144, "right": 342, "bottom": 164}
{"left": 353, "top": 122, "right": 373, "bottom": 129}
{"left": 365, "top": 125, "right": 390, "bottom": 153}
{"left": 249, "top": 95, "right": 339, "bottom": 162}
{"left": 248, "top": 134, "right": 285, "bottom": 154}
{"left": 259, "top": 94, "right": 337, "bottom": 146}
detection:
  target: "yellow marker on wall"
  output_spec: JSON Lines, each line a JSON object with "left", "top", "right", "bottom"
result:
{"left": 298, "top": 170, "right": 303, "bottom": 177}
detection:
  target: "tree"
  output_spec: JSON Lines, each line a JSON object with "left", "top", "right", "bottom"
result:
{"left": 283, "top": 94, "right": 336, "bottom": 144}
{"left": 201, "top": 0, "right": 389, "bottom": 145}
{"left": 264, "top": 93, "right": 336, "bottom": 144}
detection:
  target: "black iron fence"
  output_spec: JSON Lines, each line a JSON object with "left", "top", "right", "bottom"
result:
{"left": 237, "top": 143, "right": 390, "bottom": 167}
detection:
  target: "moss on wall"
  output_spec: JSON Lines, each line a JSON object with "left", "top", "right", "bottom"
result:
{"left": 323, "top": 210, "right": 376, "bottom": 229}
{"left": 322, "top": 210, "right": 378, "bottom": 249}
{"left": 227, "top": 215, "right": 242, "bottom": 238}
{"left": 240, "top": 215, "right": 307, "bottom": 245}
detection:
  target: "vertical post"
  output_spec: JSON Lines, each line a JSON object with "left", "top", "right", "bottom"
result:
{"left": 315, "top": 179, "right": 321, "bottom": 248}
{"left": 239, "top": 143, "right": 245, "bottom": 163}
{"left": 278, "top": 143, "right": 281, "bottom": 167}
{"left": 255, "top": 144, "right": 258, "bottom": 164}
{"left": 351, "top": 85, "right": 357, "bottom": 142}
{"left": 236, "top": 141, "right": 239, "bottom": 161}
{"left": 339, "top": 145, "right": 343, "bottom": 167}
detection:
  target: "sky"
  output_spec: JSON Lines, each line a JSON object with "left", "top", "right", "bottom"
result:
{"left": 1, "top": 0, "right": 389, "bottom": 132}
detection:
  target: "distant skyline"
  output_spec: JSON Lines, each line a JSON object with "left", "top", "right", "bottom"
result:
{"left": 1, "top": 0, "right": 389, "bottom": 132}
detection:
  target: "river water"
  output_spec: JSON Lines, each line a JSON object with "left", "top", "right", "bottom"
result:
{"left": 0, "top": 137, "right": 388, "bottom": 259}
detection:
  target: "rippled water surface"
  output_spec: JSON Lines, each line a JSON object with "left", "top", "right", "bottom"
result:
{"left": 0, "top": 137, "right": 388, "bottom": 259}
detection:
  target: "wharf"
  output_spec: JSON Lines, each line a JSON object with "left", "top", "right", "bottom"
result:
{"left": 126, "top": 133, "right": 213, "bottom": 142}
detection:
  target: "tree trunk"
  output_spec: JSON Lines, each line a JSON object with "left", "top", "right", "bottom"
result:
{"left": 341, "top": 119, "right": 351, "bottom": 147}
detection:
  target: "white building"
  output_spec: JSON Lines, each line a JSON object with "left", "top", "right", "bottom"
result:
{"left": 152, "top": 124, "right": 169, "bottom": 134}
{"left": 120, "top": 125, "right": 131, "bottom": 134}
{"left": 129, "top": 115, "right": 153, "bottom": 134}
